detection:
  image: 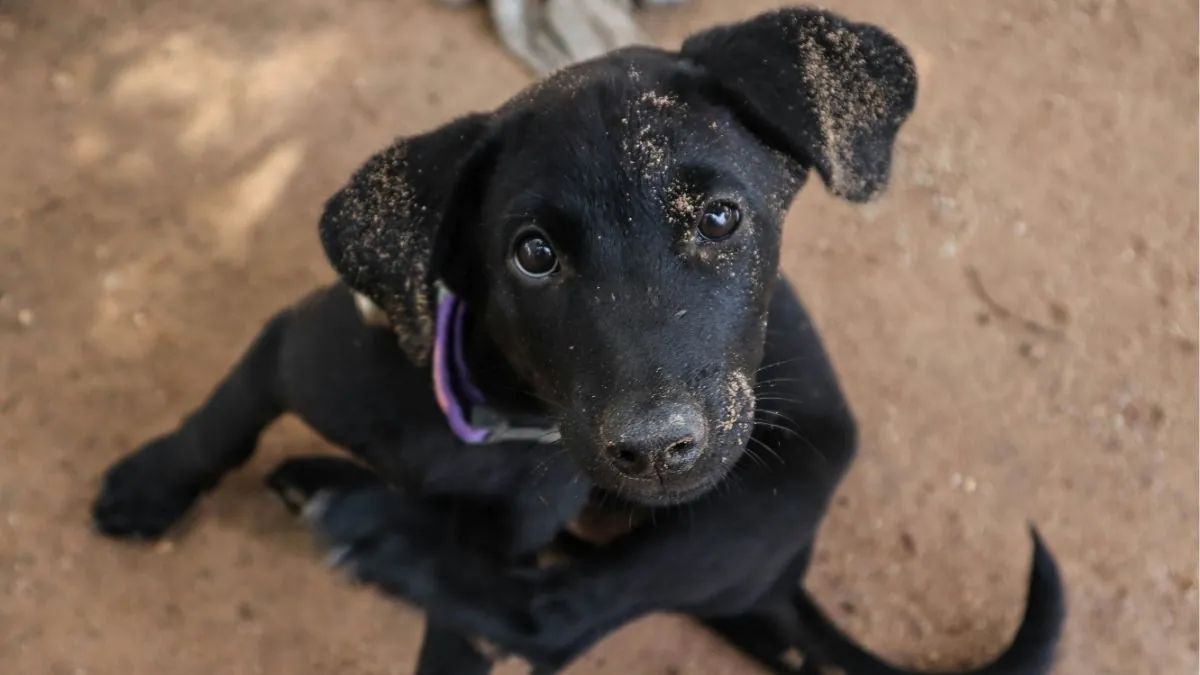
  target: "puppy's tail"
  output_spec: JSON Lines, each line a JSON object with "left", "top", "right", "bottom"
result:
{"left": 790, "top": 526, "right": 1064, "bottom": 675}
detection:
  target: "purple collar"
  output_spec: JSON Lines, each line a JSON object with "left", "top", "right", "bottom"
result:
{"left": 431, "top": 284, "right": 561, "bottom": 445}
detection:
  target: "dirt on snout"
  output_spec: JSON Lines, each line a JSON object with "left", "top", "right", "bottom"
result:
{"left": 0, "top": 1, "right": 1196, "bottom": 674}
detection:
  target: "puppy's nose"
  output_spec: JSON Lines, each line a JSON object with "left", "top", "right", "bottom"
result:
{"left": 602, "top": 402, "right": 706, "bottom": 477}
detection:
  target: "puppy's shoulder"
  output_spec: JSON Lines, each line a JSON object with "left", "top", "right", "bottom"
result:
{"left": 277, "top": 283, "right": 434, "bottom": 416}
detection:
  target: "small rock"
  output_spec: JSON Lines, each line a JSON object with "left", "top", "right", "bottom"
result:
{"left": 155, "top": 540, "right": 175, "bottom": 554}
{"left": 1119, "top": 403, "right": 1140, "bottom": 426}
{"left": 1148, "top": 404, "right": 1165, "bottom": 428}
{"left": 1049, "top": 302, "right": 1071, "bottom": 324}
{"left": 1170, "top": 569, "right": 1196, "bottom": 593}
{"left": 16, "top": 309, "right": 34, "bottom": 327}
{"left": 50, "top": 71, "right": 75, "bottom": 95}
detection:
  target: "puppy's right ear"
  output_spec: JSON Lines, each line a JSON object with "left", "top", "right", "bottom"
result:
{"left": 319, "top": 113, "right": 492, "bottom": 365}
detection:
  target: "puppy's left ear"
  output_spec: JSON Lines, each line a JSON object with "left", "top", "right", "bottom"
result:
{"left": 681, "top": 7, "right": 917, "bottom": 202}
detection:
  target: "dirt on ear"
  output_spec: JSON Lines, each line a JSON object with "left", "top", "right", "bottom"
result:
{"left": 795, "top": 13, "right": 914, "bottom": 200}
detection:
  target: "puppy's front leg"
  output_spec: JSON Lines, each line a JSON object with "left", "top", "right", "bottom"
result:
{"left": 515, "top": 436, "right": 848, "bottom": 667}
{"left": 308, "top": 417, "right": 853, "bottom": 670}
{"left": 415, "top": 624, "right": 496, "bottom": 675}
{"left": 303, "top": 486, "right": 603, "bottom": 671}
{"left": 92, "top": 309, "right": 292, "bottom": 539}
{"left": 266, "top": 456, "right": 503, "bottom": 675}
{"left": 699, "top": 546, "right": 816, "bottom": 674}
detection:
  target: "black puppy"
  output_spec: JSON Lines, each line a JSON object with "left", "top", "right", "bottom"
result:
{"left": 91, "top": 7, "right": 1064, "bottom": 675}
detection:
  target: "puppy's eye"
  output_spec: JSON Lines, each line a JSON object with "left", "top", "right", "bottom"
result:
{"left": 513, "top": 231, "right": 559, "bottom": 278}
{"left": 696, "top": 201, "right": 742, "bottom": 241}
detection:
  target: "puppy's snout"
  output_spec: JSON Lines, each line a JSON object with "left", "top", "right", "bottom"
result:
{"left": 601, "top": 401, "right": 706, "bottom": 477}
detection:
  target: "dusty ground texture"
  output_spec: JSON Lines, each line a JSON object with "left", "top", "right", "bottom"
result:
{"left": 1, "top": 0, "right": 1196, "bottom": 673}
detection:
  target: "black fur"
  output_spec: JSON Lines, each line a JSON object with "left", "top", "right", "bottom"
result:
{"left": 91, "top": 7, "right": 1064, "bottom": 674}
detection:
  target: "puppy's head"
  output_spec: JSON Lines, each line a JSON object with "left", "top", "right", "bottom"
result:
{"left": 320, "top": 8, "right": 917, "bottom": 505}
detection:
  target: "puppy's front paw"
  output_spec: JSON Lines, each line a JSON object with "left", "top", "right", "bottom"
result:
{"left": 307, "top": 489, "right": 563, "bottom": 665}
{"left": 526, "top": 570, "right": 598, "bottom": 638}
{"left": 91, "top": 437, "right": 207, "bottom": 540}
{"left": 306, "top": 489, "right": 439, "bottom": 592}
{"left": 309, "top": 490, "right": 539, "bottom": 637}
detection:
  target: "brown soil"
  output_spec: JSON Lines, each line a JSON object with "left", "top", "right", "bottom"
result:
{"left": 1, "top": 1, "right": 1196, "bottom": 673}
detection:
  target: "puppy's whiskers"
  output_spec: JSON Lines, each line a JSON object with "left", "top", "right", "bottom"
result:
{"left": 752, "top": 419, "right": 827, "bottom": 466}
{"left": 752, "top": 395, "right": 810, "bottom": 407}
{"left": 754, "top": 407, "right": 804, "bottom": 430}
{"left": 748, "top": 436, "right": 784, "bottom": 465}
{"left": 754, "top": 356, "right": 809, "bottom": 375}
{"left": 528, "top": 444, "right": 569, "bottom": 479}
{"left": 754, "top": 377, "right": 810, "bottom": 389}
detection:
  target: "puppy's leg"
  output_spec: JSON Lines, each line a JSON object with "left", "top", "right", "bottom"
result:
{"left": 92, "top": 312, "right": 290, "bottom": 539}
{"left": 266, "top": 457, "right": 499, "bottom": 675}
{"left": 704, "top": 615, "right": 817, "bottom": 675}
{"left": 700, "top": 547, "right": 816, "bottom": 674}
{"left": 301, "top": 411, "right": 857, "bottom": 670}
{"left": 415, "top": 624, "right": 495, "bottom": 675}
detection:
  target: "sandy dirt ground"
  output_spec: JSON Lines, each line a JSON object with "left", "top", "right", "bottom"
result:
{"left": 0, "top": 0, "right": 1196, "bottom": 673}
